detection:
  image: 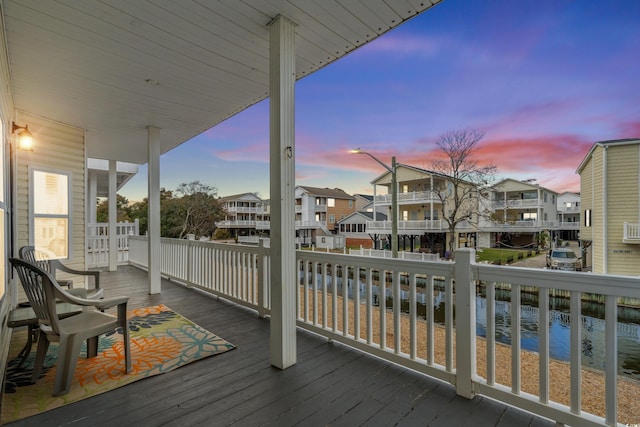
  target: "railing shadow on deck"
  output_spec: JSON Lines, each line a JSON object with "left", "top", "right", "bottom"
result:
{"left": 127, "top": 235, "right": 640, "bottom": 426}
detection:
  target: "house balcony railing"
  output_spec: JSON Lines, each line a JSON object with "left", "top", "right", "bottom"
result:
{"left": 225, "top": 206, "right": 267, "bottom": 214}
{"left": 492, "top": 199, "right": 542, "bottom": 209}
{"left": 314, "top": 204, "right": 327, "bottom": 212}
{"left": 127, "top": 235, "right": 640, "bottom": 426}
{"left": 623, "top": 222, "right": 640, "bottom": 243}
{"left": 374, "top": 190, "right": 439, "bottom": 206}
{"left": 364, "top": 220, "right": 580, "bottom": 234}
{"left": 226, "top": 220, "right": 327, "bottom": 231}
{"left": 215, "top": 220, "right": 258, "bottom": 228}
{"left": 366, "top": 219, "right": 449, "bottom": 232}
{"left": 86, "top": 220, "right": 139, "bottom": 268}
{"left": 558, "top": 205, "right": 580, "bottom": 213}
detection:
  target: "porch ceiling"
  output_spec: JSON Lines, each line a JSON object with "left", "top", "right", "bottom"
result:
{"left": 2, "top": 0, "right": 441, "bottom": 164}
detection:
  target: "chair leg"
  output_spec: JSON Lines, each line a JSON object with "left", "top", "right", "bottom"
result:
{"left": 86, "top": 336, "right": 98, "bottom": 358}
{"left": 118, "top": 304, "right": 131, "bottom": 374}
{"left": 53, "top": 335, "right": 83, "bottom": 396}
{"left": 31, "top": 333, "right": 50, "bottom": 382}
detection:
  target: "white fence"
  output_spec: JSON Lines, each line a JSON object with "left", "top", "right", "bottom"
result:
{"left": 86, "top": 220, "right": 138, "bottom": 268}
{"left": 127, "top": 236, "right": 640, "bottom": 426}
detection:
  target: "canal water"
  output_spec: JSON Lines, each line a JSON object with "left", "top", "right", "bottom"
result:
{"left": 309, "top": 272, "right": 640, "bottom": 380}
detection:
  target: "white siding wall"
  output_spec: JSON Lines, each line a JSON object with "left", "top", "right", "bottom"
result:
{"left": 16, "top": 114, "right": 86, "bottom": 268}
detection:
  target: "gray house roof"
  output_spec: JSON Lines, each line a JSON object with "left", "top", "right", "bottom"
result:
{"left": 297, "top": 186, "right": 355, "bottom": 200}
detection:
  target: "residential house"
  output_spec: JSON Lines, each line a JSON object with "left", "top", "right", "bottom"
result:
{"left": 556, "top": 192, "right": 580, "bottom": 241}
{"left": 365, "top": 163, "right": 479, "bottom": 254}
{"left": 488, "top": 178, "right": 559, "bottom": 248}
{"left": 577, "top": 138, "right": 640, "bottom": 275}
{"left": 216, "top": 193, "right": 269, "bottom": 240}
{"left": 295, "top": 186, "right": 355, "bottom": 246}
{"left": 337, "top": 211, "right": 388, "bottom": 248}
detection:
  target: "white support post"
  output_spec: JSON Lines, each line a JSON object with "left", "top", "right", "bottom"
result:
{"left": 88, "top": 170, "right": 98, "bottom": 224}
{"left": 454, "top": 248, "right": 477, "bottom": 398}
{"left": 268, "top": 14, "right": 297, "bottom": 369}
{"left": 108, "top": 160, "right": 117, "bottom": 271}
{"left": 147, "top": 126, "right": 161, "bottom": 294}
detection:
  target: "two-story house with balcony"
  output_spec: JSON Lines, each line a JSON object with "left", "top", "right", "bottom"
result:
{"left": 556, "top": 192, "right": 580, "bottom": 241}
{"left": 488, "top": 178, "right": 559, "bottom": 248}
{"left": 295, "top": 186, "right": 356, "bottom": 246}
{"left": 577, "top": 138, "right": 640, "bottom": 275}
{"left": 216, "top": 193, "right": 270, "bottom": 240}
{"left": 366, "top": 164, "right": 463, "bottom": 255}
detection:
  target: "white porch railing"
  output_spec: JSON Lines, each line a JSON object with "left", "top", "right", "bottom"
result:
{"left": 86, "top": 220, "right": 139, "bottom": 268}
{"left": 127, "top": 236, "right": 640, "bottom": 426}
{"left": 492, "top": 199, "right": 542, "bottom": 209}
{"left": 349, "top": 247, "right": 441, "bottom": 262}
{"left": 623, "top": 222, "right": 640, "bottom": 243}
{"left": 374, "top": 190, "right": 439, "bottom": 205}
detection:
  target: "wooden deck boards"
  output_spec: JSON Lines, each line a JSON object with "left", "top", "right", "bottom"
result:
{"left": 7, "top": 265, "right": 555, "bottom": 426}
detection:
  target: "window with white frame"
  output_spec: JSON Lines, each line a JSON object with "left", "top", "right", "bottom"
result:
{"left": 31, "top": 169, "right": 71, "bottom": 259}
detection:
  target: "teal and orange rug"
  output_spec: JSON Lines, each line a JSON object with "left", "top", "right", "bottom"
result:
{"left": 1, "top": 304, "right": 235, "bottom": 424}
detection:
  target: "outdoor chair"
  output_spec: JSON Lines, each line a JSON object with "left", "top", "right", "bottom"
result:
{"left": 19, "top": 245, "right": 103, "bottom": 300}
{"left": 9, "top": 258, "right": 131, "bottom": 396}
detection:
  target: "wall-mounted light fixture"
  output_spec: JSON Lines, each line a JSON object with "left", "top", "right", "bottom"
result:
{"left": 12, "top": 121, "right": 34, "bottom": 151}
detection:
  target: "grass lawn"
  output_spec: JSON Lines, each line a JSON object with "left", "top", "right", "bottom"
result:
{"left": 475, "top": 247, "right": 538, "bottom": 264}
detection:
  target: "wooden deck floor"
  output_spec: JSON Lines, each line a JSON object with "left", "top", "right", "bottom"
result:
{"left": 7, "top": 265, "right": 555, "bottom": 427}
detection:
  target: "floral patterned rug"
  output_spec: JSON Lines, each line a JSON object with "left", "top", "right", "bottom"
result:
{"left": 1, "top": 304, "right": 235, "bottom": 424}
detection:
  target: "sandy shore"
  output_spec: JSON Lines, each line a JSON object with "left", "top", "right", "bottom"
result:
{"left": 299, "top": 289, "right": 640, "bottom": 424}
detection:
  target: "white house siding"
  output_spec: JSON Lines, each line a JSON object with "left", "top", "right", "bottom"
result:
{"left": 606, "top": 145, "right": 640, "bottom": 275}
{"left": 0, "top": 13, "right": 15, "bottom": 396}
{"left": 16, "top": 114, "right": 86, "bottom": 269}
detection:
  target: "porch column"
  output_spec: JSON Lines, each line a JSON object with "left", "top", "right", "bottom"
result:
{"left": 430, "top": 175, "right": 434, "bottom": 222}
{"left": 88, "top": 170, "right": 98, "bottom": 224}
{"left": 108, "top": 160, "right": 117, "bottom": 271}
{"left": 268, "top": 14, "right": 297, "bottom": 369}
{"left": 147, "top": 126, "right": 161, "bottom": 294}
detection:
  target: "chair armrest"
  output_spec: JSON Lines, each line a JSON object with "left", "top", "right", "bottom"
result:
{"left": 52, "top": 286, "right": 128, "bottom": 311}
{"left": 49, "top": 260, "right": 101, "bottom": 289}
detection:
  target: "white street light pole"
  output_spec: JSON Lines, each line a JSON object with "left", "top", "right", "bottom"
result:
{"left": 350, "top": 149, "right": 398, "bottom": 258}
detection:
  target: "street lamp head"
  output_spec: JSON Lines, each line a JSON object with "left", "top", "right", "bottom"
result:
{"left": 349, "top": 148, "right": 363, "bottom": 154}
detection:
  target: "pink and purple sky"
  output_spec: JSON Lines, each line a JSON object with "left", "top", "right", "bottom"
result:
{"left": 120, "top": 0, "right": 640, "bottom": 202}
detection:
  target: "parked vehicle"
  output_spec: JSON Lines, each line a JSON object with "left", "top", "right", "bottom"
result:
{"left": 546, "top": 248, "right": 581, "bottom": 271}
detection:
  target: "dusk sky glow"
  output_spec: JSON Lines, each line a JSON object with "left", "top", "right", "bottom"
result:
{"left": 119, "top": 0, "right": 640, "bottom": 202}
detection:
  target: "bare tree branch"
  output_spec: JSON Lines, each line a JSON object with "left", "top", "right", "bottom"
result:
{"left": 431, "top": 129, "right": 497, "bottom": 257}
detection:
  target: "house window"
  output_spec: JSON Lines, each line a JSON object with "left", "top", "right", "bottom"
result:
{"left": 329, "top": 214, "right": 335, "bottom": 223}
{"left": 31, "top": 169, "right": 71, "bottom": 259}
{"left": 585, "top": 209, "right": 592, "bottom": 227}
{"left": 348, "top": 200, "right": 353, "bottom": 208}
{"left": 327, "top": 198, "right": 335, "bottom": 208}
{"left": 357, "top": 223, "right": 364, "bottom": 232}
